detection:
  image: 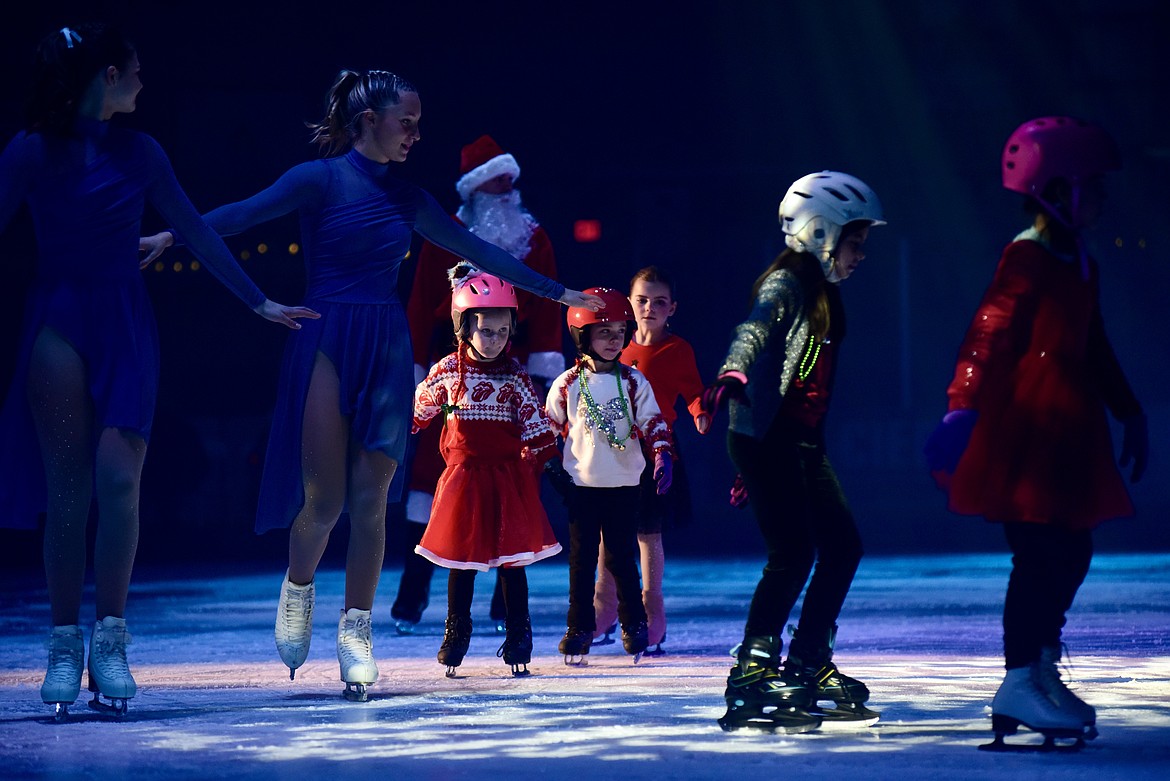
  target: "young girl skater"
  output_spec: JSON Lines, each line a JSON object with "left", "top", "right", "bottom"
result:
{"left": 925, "top": 117, "right": 1146, "bottom": 751}
{"left": 593, "top": 267, "right": 708, "bottom": 655}
{"left": 0, "top": 24, "right": 312, "bottom": 720}
{"left": 545, "top": 288, "right": 673, "bottom": 664}
{"left": 141, "top": 70, "right": 599, "bottom": 698}
{"left": 412, "top": 266, "right": 561, "bottom": 677}
{"left": 702, "top": 171, "right": 885, "bottom": 733}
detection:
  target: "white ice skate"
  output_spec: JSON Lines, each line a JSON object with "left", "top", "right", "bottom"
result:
{"left": 87, "top": 616, "right": 136, "bottom": 717}
{"left": 1037, "top": 645, "right": 1097, "bottom": 738}
{"left": 337, "top": 608, "right": 378, "bottom": 701}
{"left": 275, "top": 571, "right": 315, "bottom": 680}
{"left": 41, "top": 625, "right": 84, "bottom": 722}
{"left": 981, "top": 665, "right": 1088, "bottom": 752}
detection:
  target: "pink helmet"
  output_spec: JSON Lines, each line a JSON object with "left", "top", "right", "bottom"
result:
{"left": 1002, "top": 116, "right": 1120, "bottom": 196}
{"left": 450, "top": 269, "right": 518, "bottom": 337}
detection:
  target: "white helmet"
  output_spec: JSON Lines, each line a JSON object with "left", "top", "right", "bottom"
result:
{"left": 779, "top": 171, "right": 885, "bottom": 281}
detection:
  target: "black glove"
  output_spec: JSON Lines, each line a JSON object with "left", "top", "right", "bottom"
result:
{"left": 543, "top": 458, "right": 576, "bottom": 502}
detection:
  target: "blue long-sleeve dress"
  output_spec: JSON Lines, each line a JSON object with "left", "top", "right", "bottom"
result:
{"left": 0, "top": 118, "right": 267, "bottom": 529}
{"left": 190, "top": 148, "right": 564, "bottom": 532}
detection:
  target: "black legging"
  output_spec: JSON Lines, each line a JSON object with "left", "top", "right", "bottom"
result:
{"left": 447, "top": 567, "right": 530, "bottom": 622}
{"left": 728, "top": 420, "right": 862, "bottom": 660}
{"left": 1002, "top": 521, "right": 1093, "bottom": 669}
{"left": 566, "top": 485, "right": 646, "bottom": 633}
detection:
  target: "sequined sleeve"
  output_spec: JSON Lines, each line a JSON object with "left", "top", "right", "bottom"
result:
{"left": 719, "top": 270, "right": 803, "bottom": 378}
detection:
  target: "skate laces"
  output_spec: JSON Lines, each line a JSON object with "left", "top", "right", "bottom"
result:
{"left": 91, "top": 623, "right": 132, "bottom": 676}
{"left": 339, "top": 613, "right": 373, "bottom": 659}
{"left": 45, "top": 629, "right": 84, "bottom": 680}
{"left": 278, "top": 582, "right": 314, "bottom": 639}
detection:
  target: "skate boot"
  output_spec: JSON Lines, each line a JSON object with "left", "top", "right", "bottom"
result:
{"left": 558, "top": 627, "right": 592, "bottom": 665}
{"left": 594, "top": 621, "right": 618, "bottom": 646}
{"left": 621, "top": 619, "right": 649, "bottom": 663}
{"left": 437, "top": 614, "right": 472, "bottom": 677}
{"left": 496, "top": 616, "right": 533, "bottom": 677}
{"left": 786, "top": 624, "right": 879, "bottom": 726}
{"left": 275, "top": 571, "right": 314, "bottom": 680}
{"left": 718, "top": 635, "right": 821, "bottom": 734}
{"left": 980, "top": 665, "right": 1088, "bottom": 752}
{"left": 1037, "top": 645, "right": 1097, "bottom": 738}
{"left": 87, "top": 616, "right": 136, "bottom": 716}
{"left": 337, "top": 608, "right": 378, "bottom": 701}
{"left": 41, "top": 625, "right": 84, "bottom": 722}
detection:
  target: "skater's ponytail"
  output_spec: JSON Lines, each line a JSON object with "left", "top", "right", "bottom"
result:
{"left": 26, "top": 23, "right": 136, "bottom": 137}
{"left": 309, "top": 69, "right": 418, "bottom": 156}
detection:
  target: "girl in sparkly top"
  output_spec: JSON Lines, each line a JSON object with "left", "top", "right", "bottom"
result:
{"left": 412, "top": 266, "right": 561, "bottom": 678}
{"left": 544, "top": 288, "right": 673, "bottom": 664}
{"left": 702, "top": 171, "right": 885, "bottom": 733}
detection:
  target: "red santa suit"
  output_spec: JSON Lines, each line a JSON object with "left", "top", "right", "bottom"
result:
{"left": 945, "top": 232, "right": 1142, "bottom": 529}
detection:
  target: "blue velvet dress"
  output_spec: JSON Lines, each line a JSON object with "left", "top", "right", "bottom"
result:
{"left": 0, "top": 119, "right": 266, "bottom": 529}
{"left": 193, "top": 149, "right": 563, "bottom": 532}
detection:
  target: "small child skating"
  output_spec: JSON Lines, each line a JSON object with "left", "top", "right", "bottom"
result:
{"left": 592, "top": 267, "right": 709, "bottom": 656}
{"left": 413, "top": 266, "right": 562, "bottom": 677}
{"left": 545, "top": 288, "right": 673, "bottom": 664}
{"left": 925, "top": 117, "right": 1147, "bottom": 751}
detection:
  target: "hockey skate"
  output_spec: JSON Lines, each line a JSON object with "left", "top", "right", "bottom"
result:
{"left": 496, "top": 616, "right": 533, "bottom": 677}
{"left": 1037, "top": 645, "right": 1097, "bottom": 739}
{"left": 979, "top": 665, "right": 1089, "bottom": 752}
{"left": 337, "top": 608, "right": 378, "bottom": 702}
{"left": 275, "top": 571, "right": 315, "bottom": 680}
{"left": 87, "top": 616, "right": 136, "bottom": 717}
{"left": 786, "top": 625, "right": 879, "bottom": 726}
{"left": 438, "top": 614, "right": 472, "bottom": 677}
{"left": 621, "top": 619, "right": 649, "bottom": 663}
{"left": 593, "top": 621, "right": 618, "bottom": 646}
{"left": 559, "top": 628, "right": 592, "bottom": 665}
{"left": 41, "top": 626, "right": 84, "bottom": 722}
{"left": 718, "top": 635, "right": 821, "bottom": 734}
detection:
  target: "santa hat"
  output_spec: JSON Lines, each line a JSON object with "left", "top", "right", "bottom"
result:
{"left": 455, "top": 135, "right": 521, "bottom": 200}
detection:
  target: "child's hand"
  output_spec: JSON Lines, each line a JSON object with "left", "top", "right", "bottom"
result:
{"left": 544, "top": 458, "right": 575, "bottom": 502}
{"left": 695, "top": 413, "right": 711, "bottom": 435}
{"left": 923, "top": 409, "right": 978, "bottom": 488}
{"left": 701, "top": 373, "right": 748, "bottom": 418}
{"left": 729, "top": 474, "right": 749, "bottom": 509}
{"left": 653, "top": 451, "right": 672, "bottom": 495}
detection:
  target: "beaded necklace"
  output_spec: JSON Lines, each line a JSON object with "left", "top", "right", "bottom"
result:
{"left": 797, "top": 337, "right": 823, "bottom": 382}
{"left": 578, "top": 364, "right": 634, "bottom": 451}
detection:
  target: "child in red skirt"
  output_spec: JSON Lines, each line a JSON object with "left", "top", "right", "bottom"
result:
{"left": 413, "top": 265, "right": 562, "bottom": 677}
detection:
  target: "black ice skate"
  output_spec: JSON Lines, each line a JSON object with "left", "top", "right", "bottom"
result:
{"left": 594, "top": 621, "right": 618, "bottom": 646}
{"left": 718, "top": 635, "right": 821, "bottom": 734}
{"left": 621, "top": 620, "right": 649, "bottom": 663}
{"left": 437, "top": 614, "right": 472, "bottom": 678}
{"left": 642, "top": 633, "right": 667, "bottom": 657}
{"left": 559, "top": 628, "right": 592, "bottom": 665}
{"left": 786, "top": 625, "right": 879, "bottom": 726}
{"left": 496, "top": 616, "right": 533, "bottom": 676}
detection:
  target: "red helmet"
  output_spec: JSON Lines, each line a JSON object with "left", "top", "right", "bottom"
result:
{"left": 1002, "top": 116, "right": 1119, "bottom": 196}
{"left": 567, "top": 287, "right": 635, "bottom": 354}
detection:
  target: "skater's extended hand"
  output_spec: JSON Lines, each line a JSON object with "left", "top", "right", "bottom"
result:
{"left": 924, "top": 409, "right": 978, "bottom": 488}
{"left": 253, "top": 299, "right": 322, "bottom": 330}
{"left": 653, "top": 450, "right": 672, "bottom": 495}
{"left": 701, "top": 372, "right": 748, "bottom": 419}
{"left": 544, "top": 458, "right": 575, "bottom": 502}
{"left": 729, "top": 473, "right": 749, "bottom": 509}
{"left": 1119, "top": 412, "right": 1148, "bottom": 483}
{"left": 138, "top": 231, "right": 174, "bottom": 268}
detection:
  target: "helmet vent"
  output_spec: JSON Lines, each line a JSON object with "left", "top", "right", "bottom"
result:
{"left": 823, "top": 187, "right": 849, "bottom": 202}
{"left": 844, "top": 184, "right": 868, "bottom": 202}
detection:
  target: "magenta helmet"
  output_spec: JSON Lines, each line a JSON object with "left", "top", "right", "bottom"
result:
{"left": 1002, "top": 116, "right": 1120, "bottom": 196}
{"left": 450, "top": 269, "right": 518, "bottom": 337}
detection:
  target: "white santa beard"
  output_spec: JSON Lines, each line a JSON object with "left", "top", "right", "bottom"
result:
{"left": 457, "top": 190, "right": 537, "bottom": 260}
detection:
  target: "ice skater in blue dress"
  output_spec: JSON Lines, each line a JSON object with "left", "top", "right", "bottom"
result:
{"left": 141, "top": 69, "right": 600, "bottom": 698}
{"left": 0, "top": 23, "right": 315, "bottom": 720}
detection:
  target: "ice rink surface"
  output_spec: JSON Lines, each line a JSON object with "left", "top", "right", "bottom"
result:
{"left": 1, "top": 553, "right": 1168, "bottom": 780}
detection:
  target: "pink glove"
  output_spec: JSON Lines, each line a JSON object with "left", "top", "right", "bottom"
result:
{"left": 653, "top": 451, "right": 673, "bottom": 495}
